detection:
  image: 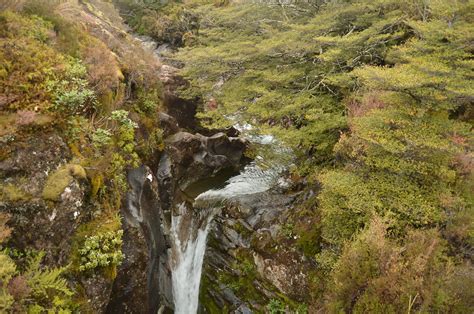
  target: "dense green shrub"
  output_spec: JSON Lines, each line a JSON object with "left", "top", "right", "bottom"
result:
{"left": 48, "top": 58, "right": 97, "bottom": 114}
{"left": 325, "top": 217, "right": 473, "bottom": 313}
{"left": 79, "top": 230, "right": 124, "bottom": 272}
{"left": 266, "top": 299, "right": 286, "bottom": 314}
{"left": 92, "top": 128, "right": 113, "bottom": 148}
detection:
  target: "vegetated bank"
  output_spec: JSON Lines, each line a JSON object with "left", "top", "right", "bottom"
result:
{"left": 0, "top": 0, "right": 472, "bottom": 312}
{"left": 0, "top": 0, "right": 164, "bottom": 311}
{"left": 117, "top": 0, "right": 474, "bottom": 312}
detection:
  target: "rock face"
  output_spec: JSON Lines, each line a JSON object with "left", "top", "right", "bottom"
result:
{"left": 164, "top": 131, "right": 247, "bottom": 190}
{"left": 0, "top": 133, "right": 77, "bottom": 265}
{"left": 109, "top": 124, "right": 248, "bottom": 313}
{"left": 197, "top": 183, "right": 312, "bottom": 312}
{"left": 159, "top": 64, "right": 197, "bottom": 131}
{"left": 107, "top": 166, "right": 170, "bottom": 314}
{"left": 0, "top": 131, "right": 115, "bottom": 312}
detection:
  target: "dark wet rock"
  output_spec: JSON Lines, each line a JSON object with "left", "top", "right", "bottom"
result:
{"left": 206, "top": 133, "right": 246, "bottom": 165}
{"left": 159, "top": 112, "right": 180, "bottom": 137}
{"left": 111, "top": 127, "right": 247, "bottom": 313}
{"left": 220, "top": 285, "right": 242, "bottom": 305}
{"left": 235, "top": 304, "right": 253, "bottom": 314}
{"left": 164, "top": 131, "right": 247, "bottom": 190}
{"left": 159, "top": 65, "right": 197, "bottom": 130}
{"left": 106, "top": 225, "right": 148, "bottom": 313}
{"left": 197, "top": 125, "right": 241, "bottom": 138}
{"left": 81, "top": 274, "right": 114, "bottom": 312}
{"left": 108, "top": 166, "right": 173, "bottom": 314}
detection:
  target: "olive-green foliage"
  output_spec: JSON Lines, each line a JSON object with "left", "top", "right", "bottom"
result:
{"left": 92, "top": 128, "right": 113, "bottom": 148}
{"left": 326, "top": 218, "right": 474, "bottom": 313}
{"left": 0, "top": 183, "right": 31, "bottom": 202}
{"left": 42, "top": 164, "right": 87, "bottom": 201}
{"left": 0, "top": 251, "right": 74, "bottom": 313}
{"left": 71, "top": 212, "right": 123, "bottom": 271}
{"left": 318, "top": 169, "right": 451, "bottom": 245}
{"left": 134, "top": 0, "right": 474, "bottom": 311}
{"left": 266, "top": 298, "right": 286, "bottom": 314}
{"left": 79, "top": 230, "right": 124, "bottom": 272}
{"left": 47, "top": 58, "right": 97, "bottom": 114}
{"left": 0, "top": 252, "right": 16, "bottom": 310}
{"left": 312, "top": 1, "right": 474, "bottom": 310}
{"left": 0, "top": 11, "right": 61, "bottom": 111}
{"left": 115, "top": 0, "right": 199, "bottom": 46}
{"left": 169, "top": 0, "right": 418, "bottom": 165}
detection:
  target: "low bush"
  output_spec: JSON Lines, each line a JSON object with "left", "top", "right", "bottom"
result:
{"left": 78, "top": 230, "right": 124, "bottom": 272}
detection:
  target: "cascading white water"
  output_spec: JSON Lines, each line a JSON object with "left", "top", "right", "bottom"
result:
{"left": 170, "top": 204, "right": 215, "bottom": 314}
{"left": 134, "top": 36, "right": 289, "bottom": 313}
{"left": 169, "top": 120, "right": 293, "bottom": 313}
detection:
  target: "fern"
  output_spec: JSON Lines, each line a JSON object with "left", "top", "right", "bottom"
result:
{"left": 24, "top": 252, "right": 73, "bottom": 300}
{"left": 0, "top": 252, "right": 17, "bottom": 284}
{"left": 0, "top": 252, "right": 17, "bottom": 311}
{"left": 0, "top": 290, "right": 14, "bottom": 312}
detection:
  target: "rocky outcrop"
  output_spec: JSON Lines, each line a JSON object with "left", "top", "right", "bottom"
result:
{"left": 0, "top": 133, "right": 79, "bottom": 265}
{"left": 0, "top": 131, "right": 117, "bottom": 312}
{"left": 159, "top": 64, "right": 198, "bottom": 131}
{"left": 109, "top": 128, "right": 248, "bottom": 313}
{"left": 200, "top": 187, "right": 312, "bottom": 312}
{"left": 107, "top": 166, "right": 171, "bottom": 314}
{"left": 164, "top": 131, "right": 247, "bottom": 191}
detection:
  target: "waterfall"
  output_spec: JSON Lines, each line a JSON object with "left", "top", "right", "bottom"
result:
{"left": 168, "top": 120, "right": 293, "bottom": 313}
{"left": 170, "top": 204, "right": 215, "bottom": 314}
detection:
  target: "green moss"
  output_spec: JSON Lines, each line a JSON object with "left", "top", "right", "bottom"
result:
{"left": 42, "top": 164, "right": 86, "bottom": 201}
{"left": 295, "top": 221, "right": 322, "bottom": 257}
{"left": 232, "top": 221, "right": 252, "bottom": 239}
{"left": 199, "top": 274, "right": 226, "bottom": 314}
{"left": 0, "top": 183, "right": 31, "bottom": 202}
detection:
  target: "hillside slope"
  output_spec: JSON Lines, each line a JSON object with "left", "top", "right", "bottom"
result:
{"left": 0, "top": 0, "right": 164, "bottom": 311}
{"left": 118, "top": 0, "right": 474, "bottom": 312}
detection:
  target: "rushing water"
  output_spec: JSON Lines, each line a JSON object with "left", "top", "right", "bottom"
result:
{"left": 169, "top": 120, "right": 293, "bottom": 313}
{"left": 170, "top": 203, "right": 215, "bottom": 314}
{"left": 135, "top": 35, "right": 292, "bottom": 312}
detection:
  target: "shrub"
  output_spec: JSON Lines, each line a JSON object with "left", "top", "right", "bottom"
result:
{"left": 110, "top": 110, "right": 138, "bottom": 129}
{"left": 92, "top": 128, "right": 112, "bottom": 149}
{"left": 48, "top": 58, "right": 97, "bottom": 114}
{"left": 78, "top": 230, "right": 124, "bottom": 272}
{"left": 267, "top": 299, "right": 286, "bottom": 314}
{"left": 324, "top": 217, "right": 469, "bottom": 313}
{"left": 0, "top": 213, "right": 11, "bottom": 244}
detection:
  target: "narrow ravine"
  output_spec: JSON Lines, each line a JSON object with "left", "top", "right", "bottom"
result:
{"left": 135, "top": 35, "right": 293, "bottom": 312}
{"left": 169, "top": 120, "right": 293, "bottom": 313}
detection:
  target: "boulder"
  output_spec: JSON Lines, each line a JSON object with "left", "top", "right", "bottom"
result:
{"left": 163, "top": 131, "right": 247, "bottom": 190}
{"left": 158, "top": 112, "right": 180, "bottom": 137}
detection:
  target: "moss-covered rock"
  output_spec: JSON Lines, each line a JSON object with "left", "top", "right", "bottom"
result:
{"left": 0, "top": 183, "right": 31, "bottom": 202}
{"left": 42, "top": 164, "right": 87, "bottom": 201}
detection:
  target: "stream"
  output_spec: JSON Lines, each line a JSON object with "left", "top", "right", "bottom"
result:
{"left": 170, "top": 121, "right": 292, "bottom": 314}
{"left": 136, "top": 36, "right": 293, "bottom": 313}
